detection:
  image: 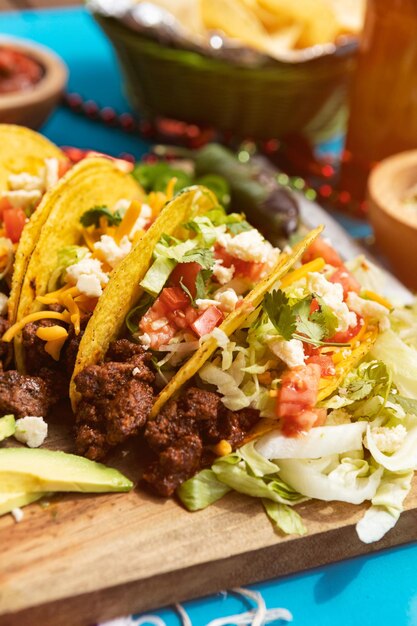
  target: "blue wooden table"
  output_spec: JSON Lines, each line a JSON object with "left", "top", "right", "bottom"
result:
{"left": 2, "top": 7, "right": 417, "bottom": 625}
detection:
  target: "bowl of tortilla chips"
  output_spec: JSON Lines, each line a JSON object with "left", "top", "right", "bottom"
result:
{"left": 89, "top": 0, "right": 364, "bottom": 140}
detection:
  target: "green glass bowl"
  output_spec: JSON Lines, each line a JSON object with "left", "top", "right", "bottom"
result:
{"left": 95, "top": 14, "right": 357, "bottom": 141}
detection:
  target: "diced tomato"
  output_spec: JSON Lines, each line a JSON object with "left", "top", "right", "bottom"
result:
{"left": 58, "top": 159, "right": 71, "bottom": 178}
{"left": 139, "top": 298, "right": 176, "bottom": 350}
{"left": 169, "top": 262, "right": 202, "bottom": 298}
{"left": 4, "top": 208, "right": 26, "bottom": 243}
{"left": 233, "top": 259, "right": 265, "bottom": 282}
{"left": 282, "top": 408, "right": 327, "bottom": 437}
{"left": 310, "top": 298, "right": 320, "bottom": 314}
{"left": 167, "top": 305, "right": 199, "bottom": 330}
{"left": 276, "top": 363, "right": 322, "bottom": 436}
{"left": 159, "top": 286, "right": 190, "bottom": 310}
{"left": 277, "top": 363, "right": 321, "bottom": 418}
{"left": 329, "top": 266, "right": 361, "bottom": 299}
{"left": 214, "top": 244, "right": 265, "bottom": 282}
{"left": 214, "top": 244, "right": 234, "bottom": 268}
{"left": 327, "top": 315, "right": 364, "bottom": 344}
{"left": 0, "top": 196, "right": 12, "bottom": 220}
{"left": 306, "top": 354, "right": 335, "bottom": 378}
{"left": 191, "top": 305, "right": 223, "bottom": 337}
{"left": 302, "top": 237, "right": 343, "bottom": 268}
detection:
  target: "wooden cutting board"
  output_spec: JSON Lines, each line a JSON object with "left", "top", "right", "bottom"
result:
{"left": 2, "top": 410, "right": 417, "bottom": 626}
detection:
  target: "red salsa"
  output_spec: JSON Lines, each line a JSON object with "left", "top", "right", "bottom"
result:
{"left": 0, "top": 46, "right": 43, "bottom": 95}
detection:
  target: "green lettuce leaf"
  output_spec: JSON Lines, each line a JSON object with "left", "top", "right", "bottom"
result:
{"left": 356, "top": 470, "right": 413, "bottom": 543}
{"left": 371, "top": 329, "right": 417, "bottom": 399}
{"left": 177, "top": 469, "right": 231, "bottom": 511}
{"left": 262, "top": 499, "right": 307, "bottom": 536}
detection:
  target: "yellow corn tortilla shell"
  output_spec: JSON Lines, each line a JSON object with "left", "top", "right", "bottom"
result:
{"left": 151, "top": 226, "right": 323, "bottom": 418}
{"left": 243, "top": 325, "right": 379, "bottom": 444}
{"left": 70, "top": 185, "right": 219, "bottom": 409}
{"left": 2, "top": 125, "right": 66, "bottom": 324}
{"left": 14, "top": 157, "right": 143, "bottom": 372}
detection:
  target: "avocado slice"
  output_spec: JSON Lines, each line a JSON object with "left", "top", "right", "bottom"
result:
{"left": 0, "top": 415, "right": 15, "bottom": 442}
{"left": 0, "top": 491, "right": 45, "bottom": 516}
{"left": 0, "top": 448, "right": 133, "bottom": 493}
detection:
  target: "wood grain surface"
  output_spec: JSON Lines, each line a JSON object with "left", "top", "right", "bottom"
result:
{"left": 2, "top": 409, "right": 417, "bottom": 626}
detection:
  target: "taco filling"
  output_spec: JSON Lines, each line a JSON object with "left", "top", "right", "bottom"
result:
{"left": 71, "top": 205, "right": 287, "bottom": 459}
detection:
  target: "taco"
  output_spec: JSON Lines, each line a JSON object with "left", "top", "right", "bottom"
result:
{"left": 2, "top": 181, "right": 235, "bottom": 423}
{"left": 0, "top": 124, "right": 69, "bottom": 323}
{"left": 161, "top": 237, "right": 417, "bottom": 545}
{"left": 63, "top": 186, "right": 321, "bottom": 460}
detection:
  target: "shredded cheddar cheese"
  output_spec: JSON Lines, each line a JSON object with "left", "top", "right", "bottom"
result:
{"left": 166, "top": 177, "right": 177, "bottom": 201}
{"left": 81, "top": 228, "right": 97, "bottom": 253}
{"left": 280, "top": 257, "right": 326, "bottom": 289}
{"left": 36, "top": 325, "right": 68, "bottom": 341}
{"left": 62, "top": 293, "right": 80, "bottom": 335}
{"left": 37, "top": 285, "right": 79, "bottom": 305}
{"left": 2, "top": 311, "right": 70, "bottom": 342}
{"left": 361, "top": 290, "right": 393, "bottom": 310}
{"left": 115, "top": 200, "right": 142, "bottom": 243}
{"left": 44, "top": 336, "right": 68, "bottom": 361}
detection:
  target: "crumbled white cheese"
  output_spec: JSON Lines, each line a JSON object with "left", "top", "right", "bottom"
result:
{"left": 370, "top": 424, "right": 407, "bottom": 454}
{"left": 8, "top": 172, "right": 43, "bottom": 191}
{"left": 112, "top": 198, "right": 131, "bottom": 214}
{"left": 93, "top": 234, "right": 132, "bottom": 269}
{"left": 346, "top": 292, "right": 390, "bottom": 331}
{"left": 212, "top": 259, "right": 235, "bottom": 285}
{"left": 132, "top": 367, "right": 141, "bottom": 376}
{"left": 195, "top": 298, "right": 219, "bottom": 311}
{"left": 11, "top": 508, "right": 24, "bottom": 523}
{"left": 66, "top": 256, "right": 109, "bottom": 297}
{"left": 14, "top": 416, "right": 48, "bottom": 448}
{"left": 76, "top": 274, "right": 103, "bottom": 298}
{"left": 308, "top": 272, "right": 357, "bottom": 332}
{"left": 151, "top": 317, "right": 169, "bottom": 331}
{"left": 268, "top": 338, "right": 305, "bottom": 368}
{"left": 138, "top": 332, "right": 151, "bottom": 349}
{"left": 217, "top": 229, "right": 276, "bottom": 263}
{"left": 43, "top": 158, "right": 59, "bottom": 190}
{"left": 2, "top": 189, "right": 42, "bottom": 210}
{"left": 130, "top": 203, "right": 153, "bottom": 238}
{"left": 214, "top": 288, "right": 240, "bottom": 312}
{"left": 0, "top": 292, "right": 8, "bottom": 316}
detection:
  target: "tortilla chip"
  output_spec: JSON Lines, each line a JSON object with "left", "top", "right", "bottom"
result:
{"left": 2, "top": 125, "right": 66, "bottom": 324}
{"left": 14, "top": 157, "right": 143, "bottom": 372}
{"left": 151, "top": 226, "right": 323, "bottom": 417}
{"left": 69, "top": 186, "right": 218, "bottom": 409}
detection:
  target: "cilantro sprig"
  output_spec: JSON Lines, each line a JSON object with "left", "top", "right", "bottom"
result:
{"left": 80, "top": 206, "right": 122, "bottom": 228}
{"left": 263, "top": 289, "right": 349, "bottom": 348}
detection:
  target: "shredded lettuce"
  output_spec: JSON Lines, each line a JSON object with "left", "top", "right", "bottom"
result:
{"left": 139, "top": 256, "right": 176, "bottom": 297}
{"left": 356, "top": 470, "right": 413, "bottom": 543}
{"left": 345, "top": 255, "right": 386, "bottom": 293}
{"left": 262, "top": 499, "right": 307, "bottom": 536}
{"left": 48, "top": 245, "right": 89, "bottom": 291}
{"left": 256, "top": 422, "right": 367, "bottom": 460}
{"left": 177, "top": 469, "right": 231, "bottom": 511}
{"left": 365, "top": 417, "right": 417, "bottom": 472}
{"left": 371, "top": 330, "right": 417, "bottom": 398}
{"left": 277, "top": 454, "right": 383, "bottom": 505}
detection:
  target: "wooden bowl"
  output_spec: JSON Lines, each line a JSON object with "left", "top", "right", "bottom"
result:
{"left": 368, "top": 150, "right": 417, "bottom": 290}
{"left": 0, "top": 36, "right": 68, "bottom": 129}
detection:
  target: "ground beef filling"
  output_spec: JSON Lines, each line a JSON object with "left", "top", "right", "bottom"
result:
{"left": 143, "top": 387, "right": 260, "bottom": 497}
{"left": 74, "top": 339, "right": 155, "bottom": 460}
{"left": 0, "top": 369, "right": 56, "bottom": 418}
{"left": 22, "top": 314, "right": 92, "bottom": 400}
{"left": 0, "top": 316, "right": 11, "bottom": 366}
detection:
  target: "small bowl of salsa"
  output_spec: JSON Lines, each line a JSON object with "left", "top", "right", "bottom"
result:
{"left": 0, "top": 37, "right": 67, "bottom": 129}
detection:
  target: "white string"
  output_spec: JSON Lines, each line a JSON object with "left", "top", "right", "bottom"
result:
{"left": 175, "top": 603, "right": 193, "bottom": 626}
{"left": 100, "top": 587, "right": 292, "bottom": 626}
